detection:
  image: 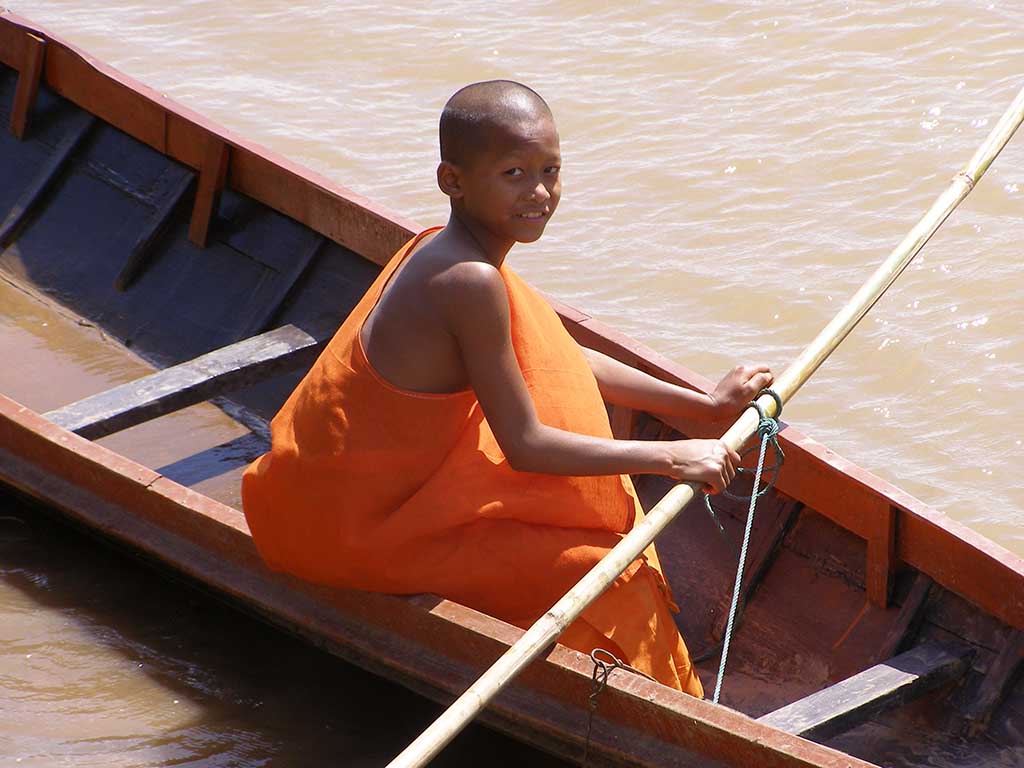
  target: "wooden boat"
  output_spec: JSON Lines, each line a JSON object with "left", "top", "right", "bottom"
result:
{"left": 2, "top": 11, "right": 1022, "bottom": 767}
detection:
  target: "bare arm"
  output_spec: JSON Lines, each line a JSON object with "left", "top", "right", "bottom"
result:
{"left": 583, "top": 347, "right": 716, "bottom": 419}
{"left": 582, "top": 347, "right": 773, "bottom": 424}
{"left": 437, "top": 263, "right": 739, "bottom": 491}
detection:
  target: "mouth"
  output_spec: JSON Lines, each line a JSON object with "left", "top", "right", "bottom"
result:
{"left": 515, "top": 210, "right": 548, "bottom": 221}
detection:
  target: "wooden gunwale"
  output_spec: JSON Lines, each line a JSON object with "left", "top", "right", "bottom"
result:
{"left": 0, "top": 393, "right": 874, "bottom": 768}
{"left": 0, "top": 9, "right": 419, "bottom": 266}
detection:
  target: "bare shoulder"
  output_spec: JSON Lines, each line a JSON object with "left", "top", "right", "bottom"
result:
{"left": 415, "top": 243, "right": 509, "bottom": 330}
{"left": 362, "top": 234, "right": 510, "bottom": 393}
{"left": 433, "top": 258, "right": 506, "bottom": 303}
{"left": 415, "top": 236, "right": 501, "bottom": 286}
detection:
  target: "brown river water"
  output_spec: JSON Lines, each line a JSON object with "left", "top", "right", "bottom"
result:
{"left": 1, "top": 1, "right": 1022, "bottom": 765}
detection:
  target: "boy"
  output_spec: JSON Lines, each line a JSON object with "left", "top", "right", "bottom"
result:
{"left": 242, "top": 80, "right": 772, "bottom": 695}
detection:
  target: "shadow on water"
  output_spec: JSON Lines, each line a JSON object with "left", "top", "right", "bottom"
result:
{"left": 0, "top": 492, "right": 572, "bottom": 767}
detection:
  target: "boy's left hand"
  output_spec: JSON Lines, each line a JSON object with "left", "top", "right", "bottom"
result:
{"left": 708, "top": 364, "right": 773, "bottom": 420}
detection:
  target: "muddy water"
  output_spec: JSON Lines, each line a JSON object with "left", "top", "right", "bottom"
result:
{"left": 2, "top": 1, "right": 1023, "bottom": 765}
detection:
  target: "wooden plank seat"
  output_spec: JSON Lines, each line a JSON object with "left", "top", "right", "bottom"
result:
{"left": 44, "top": 322, "right": 333, "bottom": 439}
{"left": 757, "top": 642, "right": 974, "bottom": 741}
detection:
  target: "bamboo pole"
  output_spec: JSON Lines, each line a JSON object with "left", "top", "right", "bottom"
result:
{"left": 387, "top": 84, "right": 1024, "bottom": 768}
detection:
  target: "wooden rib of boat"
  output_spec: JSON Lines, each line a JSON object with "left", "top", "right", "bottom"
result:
{"left": 1, "top": 11, "right": 1022, "bottom": 768}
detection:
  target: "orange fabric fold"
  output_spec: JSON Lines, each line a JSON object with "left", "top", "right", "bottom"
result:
{"left": 241, "top": 229, "right": 702, "bottom": 696}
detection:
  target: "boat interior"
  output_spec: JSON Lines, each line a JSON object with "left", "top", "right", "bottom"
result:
{"left": 2, "top": 20, "right": 1023, "bottom": 768}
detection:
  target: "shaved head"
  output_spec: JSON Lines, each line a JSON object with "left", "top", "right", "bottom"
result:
{"left": 440, "top": 80, "right": 554, "bottom": 166}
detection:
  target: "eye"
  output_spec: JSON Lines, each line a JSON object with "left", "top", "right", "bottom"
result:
{"left": 505, "top": 168, "right": 524, "bottom": 177}
{"left": 545, "top": 165, "right": 561, "bottom": 176}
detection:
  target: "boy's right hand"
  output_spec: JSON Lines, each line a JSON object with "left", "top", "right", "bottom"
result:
{"left": 663, "top": 439, "right": 740, "bottom": 494}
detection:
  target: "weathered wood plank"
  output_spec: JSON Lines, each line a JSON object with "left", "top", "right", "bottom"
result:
{"left": 710, "top": 499, "right": 803, "bottom": 643}
{"left": 44, "top": 323, "right": 331, "bottom": 439}
{"left": 9, "top": 32, "right": 44, "bottom": 138}
{"left": 962, "top": 629, "right": 1024, "bottom": 735}
{"left": 0, "top": 13, "right": 30, "bottom": 69}
{"left": 188, "top": 134, "right": 229, "bottom": 247}
{"left": 866, "top": 500, "right": 897, "bottom": 608}
{"left": 0, "top": 110, "right": 94, "bottom": 247}
{"left": 115, "top": 164, "right": 195, "bottom": 290}
{"left": 877, "top": 572, "right": 933, "bottom": 662}
{"left": 235, "top": 233, "right": 325, "bottom": 339}
{"left": 43, "top": 40, "right": 167, "bottom": 152}
{"left": 228, "top": 145, "right": 415, "bottom": 267}
{"left": 758, "top": 643, "right": 973, "bottom": 741}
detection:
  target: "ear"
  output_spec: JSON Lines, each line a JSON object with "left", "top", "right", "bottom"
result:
{"left": 437, "top": 161, "right": 464, "bottom": 199}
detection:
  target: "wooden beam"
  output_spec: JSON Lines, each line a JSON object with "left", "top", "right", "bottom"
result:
{"left": 188, "top": 134, "right": 229, "bottom": 247}
{"left": 758, "top": 643, "right": 973, "bottom": 741}
{"left": 9, "top": 32, "right": 44, "bottom": 138}
{"left": 876, "top": 572, "right": 933, "bottom": 662}
{"left": 866, "top": 501, "right": 897, "bottom": 608}
{"left": 115, "top": 164, "right": 195, "bottom": 290}
{"left": 961, "top": 629, "right": 1024, "bottom": 735}
{"left": 2, "top": 14, "right": 419, "bottom": 264}
{"left": 235, "top": 234, "right": 325, "bottom": 339}
{"left": 0, "top": 110, "right": 94, "bottom": 248}
{"left": 228, "top": 146, "right": 415, "bottom": 266}
{"left": 44, "top": 323, "right": 331, "bottom": 439}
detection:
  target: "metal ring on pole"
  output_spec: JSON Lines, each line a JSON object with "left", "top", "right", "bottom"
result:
{"left": 756, "top": 387, "right": 783, "bottom": 420}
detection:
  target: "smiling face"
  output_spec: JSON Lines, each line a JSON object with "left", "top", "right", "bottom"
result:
{"left": 437, "top": 81, "right": 562, "bottom": 260}
{"left": 446, "top": 116, "right": 561, "bottom": 250}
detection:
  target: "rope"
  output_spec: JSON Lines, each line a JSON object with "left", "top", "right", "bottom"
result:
{"left": 703, "top": 394, "right": 785, "bottom": 546}
{"left": 709, "top": 391, "right": 783, "bottom": 705}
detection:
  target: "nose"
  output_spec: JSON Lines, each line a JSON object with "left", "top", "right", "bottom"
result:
{"left": 528, "top": 179, "right": 551, "bottom": 203}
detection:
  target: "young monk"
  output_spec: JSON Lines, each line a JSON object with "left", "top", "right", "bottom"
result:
{"left": 241, "top": 80, "right": 772, "bottom": 696}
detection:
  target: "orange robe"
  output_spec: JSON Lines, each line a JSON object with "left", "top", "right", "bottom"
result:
{"left": 241, "top": 229, "right": 703, "bottom": 696}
